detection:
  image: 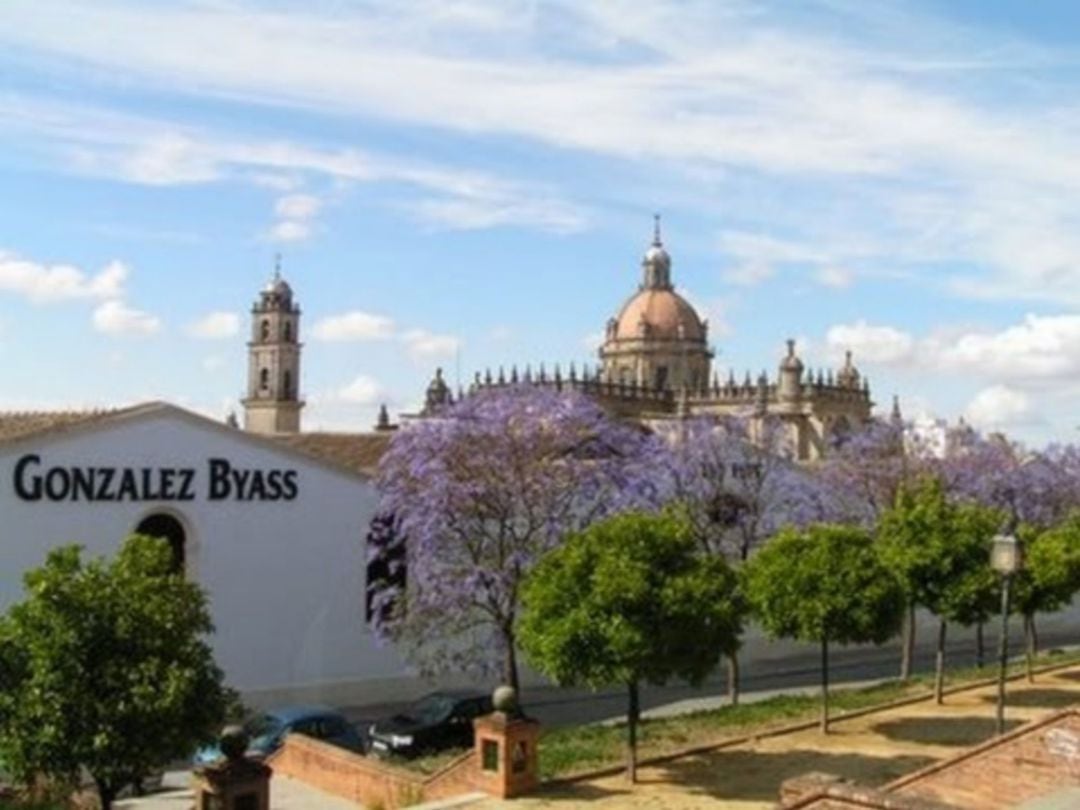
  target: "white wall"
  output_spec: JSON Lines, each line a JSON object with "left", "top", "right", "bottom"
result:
{"left": 0, "top": 410, "right": 412, "bottom": 707}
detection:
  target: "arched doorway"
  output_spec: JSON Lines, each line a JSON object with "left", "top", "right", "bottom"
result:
{"left": 135, "top": 513, "right": 186, "bottom": 575}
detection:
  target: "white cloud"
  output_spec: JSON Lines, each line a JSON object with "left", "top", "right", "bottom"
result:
{"left": 401, "top": 329, "right": 461, "bottom": 360}
{"left": 0, "top": 95, "right": 588, "bottom": 235}
{"left": 0, "top": 252, "right": 127, "bottom": 303}
{"left": 311, "top": 311, "right": 396, "bottom": 341}
{"left": 337, "top": 374, "right": 383, "bottom": 405}
{"left": 405, "top": 195, "right": 586, "bottom": 234}
{"left": 931, "top": 314, "right": 1080, "bottom": 380}
{"left": 816, "top": 266, "right": 854, "bottom": 289}
{"left": 825, "top": 320, "right": 915, "bottom": 365}
{"left": 826, "top": 313, "right": 1080, "bottom": 383}
{"left": 187, "top": 311, "right": 240, "bottom": 339}
{"left": 268, "top": 220, "right": 312, "bottom": 242}
{"left": 275, "top": 194, "right": 321, "bottom": 220}
{"left": 269, "top": 193, "right": 322, "bottom": 243}
{"left": 723, "top": 261, "right": 774, "bottom": 287}
{"left": 92, "top": 299, "right": 161, "bottom": 336}
{"left": 120, "top": 134, "right": 219, "bottom": 185}
{"left": 964, "top": 385, "right": 1034, "bottom": 431}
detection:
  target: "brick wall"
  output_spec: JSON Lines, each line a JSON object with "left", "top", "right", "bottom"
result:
{"left": 268, "top": 734, "right": 477, "bottom": 809}
{"left": 889, "top": 710, "right": 1080, "bottom": 810}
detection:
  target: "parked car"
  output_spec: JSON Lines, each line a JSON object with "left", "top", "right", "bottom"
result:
{"left": 193, "top": 705, "right": 362, "bottom": 766}
{"left": 366, "top": 690, "right": 494, "bottom": 758}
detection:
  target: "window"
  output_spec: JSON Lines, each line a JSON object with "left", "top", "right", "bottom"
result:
{"left": 260, "top": 319, "right": 270, "bottom": 341}
{"left": 654, "top": 365, "right": 668, "bottom": 390}
{"left": 283, "top": 370, "right": 292, "bottom": 398}
{"left": 259, "top": 368, "right": 269, "bottom": 390}
{"left": 134, "top": 513, "right": 186, "bottom": 574}
{"left": 283, "top": 321, "right": 292, "bottom": 341}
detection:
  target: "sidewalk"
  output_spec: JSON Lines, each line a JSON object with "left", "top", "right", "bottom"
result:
{"left": 116, "top": 771, "right": 361, "bottom": 810}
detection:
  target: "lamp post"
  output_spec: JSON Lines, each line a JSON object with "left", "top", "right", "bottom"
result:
{"left": 991, "top": 532, "right": 1023, "bottom": 735}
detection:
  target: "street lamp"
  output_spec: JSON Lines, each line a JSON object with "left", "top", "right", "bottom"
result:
{"left": 991, "top": 532, "right": 1023, "bottom": 735}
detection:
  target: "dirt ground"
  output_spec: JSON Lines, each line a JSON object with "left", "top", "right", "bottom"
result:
{"left": 472, "top": 665, "right": 1080, "bottom": 809}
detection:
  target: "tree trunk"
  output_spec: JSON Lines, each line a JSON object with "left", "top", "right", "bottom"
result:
{"left": 821, "top": 637, "right": 830, "bottom": 735}
{"left": 94, "top": 777, "right": 116, "bottom": 810}
{"left": 934, "top": 619, "right": 947, "bottom": 705}
{"left": 900, "top": 602, "right": 915, "bottom": 680}
{"left": 727, "top": 651, "right": 740, "bottom": 707}
{"left": 1024, "top": 613, "right": 1035, "bottom": 684}
{"left": 627, "top": 680, "right": 640, "bottom": 784}
{"left": 1031, "top": 614, "right": 1040, "bottom": 657}
{"left": 976, "top": 622, "right": 985, "bottom": 669}
{"left": 503, "top": 627, "right": 520, "bottom": 694}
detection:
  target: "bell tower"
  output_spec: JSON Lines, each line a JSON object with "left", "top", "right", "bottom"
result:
{"left": 242, "top": 256, "right": 303, "bottom": 434}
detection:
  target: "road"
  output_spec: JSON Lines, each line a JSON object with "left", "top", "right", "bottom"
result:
{"left": 343, "top": 604, "right": 1080, "bottom": 731}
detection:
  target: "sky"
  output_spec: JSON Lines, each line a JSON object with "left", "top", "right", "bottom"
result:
{"left": 3, "top": 1, "right": 1080, "bottom": 445}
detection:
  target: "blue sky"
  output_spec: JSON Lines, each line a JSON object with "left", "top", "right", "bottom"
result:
{"left": 2, "top": 0, "right": 1080, "bottom": 444}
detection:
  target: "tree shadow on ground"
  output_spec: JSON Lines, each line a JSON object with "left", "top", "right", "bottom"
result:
{"left": 534, "top": 780, "right": 632, "bottom": 802}
{"left": 630, "top": 749, "right": 936, "bottom": 802}
{"left": 980, "top": 688, "right": 1079, "bottom": 709}
{"left": 872, "top": 716, "right": 1021, "bottom": 747}
{"left": 1048, "top": 670, "right": 1080, "bottom": 684}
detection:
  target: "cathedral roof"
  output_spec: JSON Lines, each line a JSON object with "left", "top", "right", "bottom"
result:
{"left": 612, "top": 288, "right": 706, "bottom": 342}
{"left": 608, "top": 216, "right": 706, "bottom": 343}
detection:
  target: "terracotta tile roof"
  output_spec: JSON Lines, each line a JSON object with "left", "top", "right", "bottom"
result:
{"left": 0, "top": 403, "right": 153, "bottom": 444}
{"left": 272, "top": 431, "right": 394, "bottom": 478}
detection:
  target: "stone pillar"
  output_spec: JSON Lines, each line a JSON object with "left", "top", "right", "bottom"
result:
{"left": 472, "top": 686, "right": 541, "bottom": 799}
{"left": 193, "top": 727, "right": 271, "bottom": 810}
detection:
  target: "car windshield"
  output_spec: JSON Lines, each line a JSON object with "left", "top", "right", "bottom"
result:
{"left": 244, "top": 714, "right": 285, "bottom": 743}
{"left": 409, "top": 695, "right": 454, "bottom": 724}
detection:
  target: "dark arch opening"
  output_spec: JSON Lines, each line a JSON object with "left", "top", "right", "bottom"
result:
{"left": 260, "top": 319, "right": 270, "bottom": 341}
{"left": 135, "top": 513, "right": 186, "bottom": 574}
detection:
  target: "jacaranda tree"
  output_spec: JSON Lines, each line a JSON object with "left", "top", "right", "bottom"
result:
{"left": 662, "top": 414, "right": 820, "bottom": 704}
{"left": 372, "top": 386, "right": 663, "bottom": 692}
{"left": 744, "top": 524, "right": 904, "bottom": 733}
{"left": 519, "top": 511, "right": 745, "bottom": 782}
{"left": 0, "top": 536, "right": 232, "bottom": 810}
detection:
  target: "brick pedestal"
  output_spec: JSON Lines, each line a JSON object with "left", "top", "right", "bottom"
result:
{"left": 472, "top": 712, "right": 541, "bottom": 799}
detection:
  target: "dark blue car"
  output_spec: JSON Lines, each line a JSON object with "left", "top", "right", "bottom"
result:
{"left": 193, "top": 705, "right": 362, "bottom": 765}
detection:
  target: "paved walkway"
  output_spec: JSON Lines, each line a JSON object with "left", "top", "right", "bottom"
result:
{"left": 116, "top": 771, "right": 360, "bottom": 810}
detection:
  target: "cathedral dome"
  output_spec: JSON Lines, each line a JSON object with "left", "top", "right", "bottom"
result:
{"left": 264, "top": 277, "right": 292, "bottom": 296}
{"left": 612, "top": 288, "right": 705, "bottom": 342}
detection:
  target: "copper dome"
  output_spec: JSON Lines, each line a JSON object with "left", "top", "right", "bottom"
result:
{"left": 613, "top": 288, "right": 705, "bottom": 342}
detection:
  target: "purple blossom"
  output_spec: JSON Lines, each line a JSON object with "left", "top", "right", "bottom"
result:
{"left": 659, "top": 414, "right": 830, "bottom": 559}
{"left": 370, "top": 385, "right": 664, "bottom": 689}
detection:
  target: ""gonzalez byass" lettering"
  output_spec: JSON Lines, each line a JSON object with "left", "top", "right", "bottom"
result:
{"left": 13, "top": 455, "right": 298, "bottom": 503}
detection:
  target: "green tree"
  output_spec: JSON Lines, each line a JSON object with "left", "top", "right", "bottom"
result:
{"left": 519, "top": 511, "right": 745, "bottom": 782}
{"left": 1013, "top": 516, "right": 1080, "bottom": 681}
{"left": 877, "top": 479, "right": 1001, "bottom": 703}
{"left": 744, "top": 524, "right": 904, "bottom": 733}
{"left": 0, "top": 535, "right": 233, "bottom": 810}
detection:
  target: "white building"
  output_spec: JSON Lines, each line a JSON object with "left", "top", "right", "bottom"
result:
{"left": 0, "top": 401, "right": 410, "bottom": 708}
